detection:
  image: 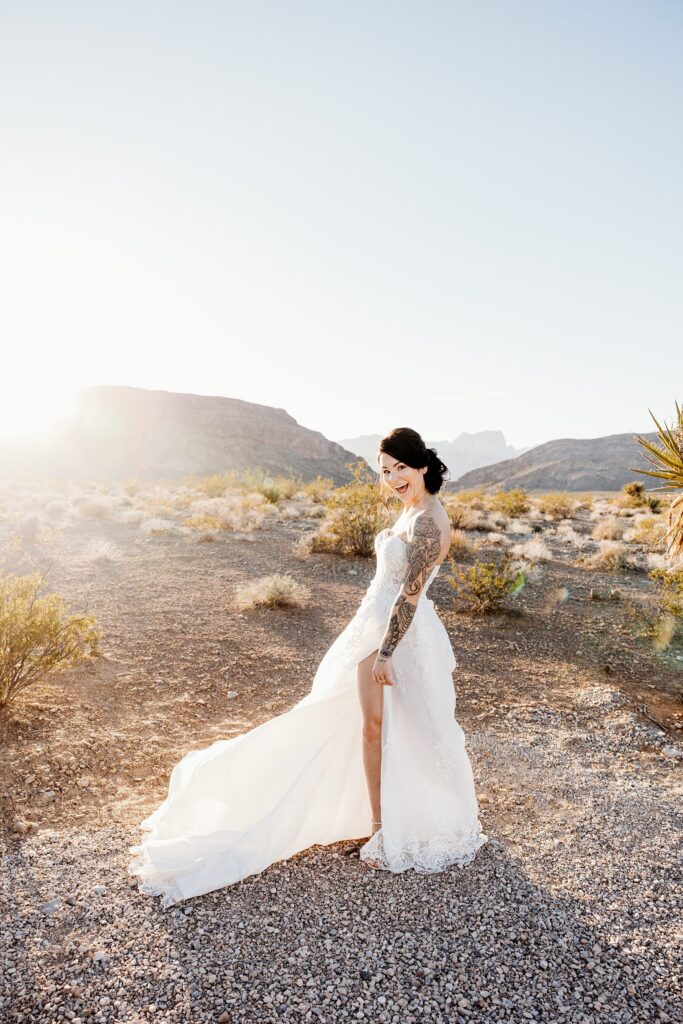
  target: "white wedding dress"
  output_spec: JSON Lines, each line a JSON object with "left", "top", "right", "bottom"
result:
{"left": 129, "top": 528, "right": 488, "bottom": 906}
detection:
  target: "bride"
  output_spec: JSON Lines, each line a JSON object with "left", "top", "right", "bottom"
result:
{"left": 129, "top": 427, "right": 488, "bottom": 906}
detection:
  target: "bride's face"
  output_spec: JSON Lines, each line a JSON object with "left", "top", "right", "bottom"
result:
{"left": 379, "top": 454, "right": 426, "bottom": 504}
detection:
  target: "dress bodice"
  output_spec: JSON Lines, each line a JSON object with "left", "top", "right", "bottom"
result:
{"left": 368, "top": 528, "right": 441, "bottom": 602}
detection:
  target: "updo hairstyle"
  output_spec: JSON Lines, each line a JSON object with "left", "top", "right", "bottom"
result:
{"left": 377, "top": 427, "right": 450, "bottom": 495}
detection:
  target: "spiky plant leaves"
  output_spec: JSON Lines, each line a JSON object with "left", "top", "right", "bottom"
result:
{"left": 632, "top": 402, "right": 683, "bottom": 566}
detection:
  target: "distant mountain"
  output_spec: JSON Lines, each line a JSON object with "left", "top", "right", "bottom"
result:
{"left": 452, "top": 432, "right": 661, "bottom": 492}
{"left": 339, "top": 431, "right": 529, "bottom": 481}
{"left": 0, "top": 386, "right": 362, "bottom": 484}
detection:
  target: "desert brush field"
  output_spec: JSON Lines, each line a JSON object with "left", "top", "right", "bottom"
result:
{"left": 1, "top": 471, "right": 681, "bottom": 1023}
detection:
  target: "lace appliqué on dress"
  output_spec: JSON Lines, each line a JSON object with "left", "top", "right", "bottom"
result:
{"left": 359, "top": 826, "right": 487, "bottom": 874}
{"left": 128, "top": 840, "right": 185, "bottom": 909}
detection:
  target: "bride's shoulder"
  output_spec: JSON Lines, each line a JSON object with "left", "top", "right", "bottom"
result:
{"left": 408, "top": 501, "right": 449, "bottom": 541}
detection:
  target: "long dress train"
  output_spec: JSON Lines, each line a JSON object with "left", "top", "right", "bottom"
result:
{"left": 128, "top": 528, "right": 488, "bottom": 906}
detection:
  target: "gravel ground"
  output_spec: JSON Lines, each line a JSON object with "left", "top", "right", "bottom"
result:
{"left": 2, "top": 696, "right": 681, "bottom": 1024}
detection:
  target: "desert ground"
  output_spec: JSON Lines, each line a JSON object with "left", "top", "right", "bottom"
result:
{"left": 1, "top": 477, "right": 681, "bottom": 1024}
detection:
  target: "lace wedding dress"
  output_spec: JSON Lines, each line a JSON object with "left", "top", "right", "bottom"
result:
{"left": 129, "top": 528, "right": 488, "bottom": 906}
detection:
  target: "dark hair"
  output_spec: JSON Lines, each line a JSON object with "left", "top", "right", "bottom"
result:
{"left": 377, "top": 427, "right": 450, "bottom": 495}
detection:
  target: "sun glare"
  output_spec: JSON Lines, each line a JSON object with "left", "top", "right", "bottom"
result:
{"left": 0, "top": 385, "right": 80, "bottom": 442}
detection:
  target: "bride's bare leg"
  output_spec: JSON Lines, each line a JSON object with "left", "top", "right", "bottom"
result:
{"left": 357, "top": 649, "right": 383, "bottom": 833}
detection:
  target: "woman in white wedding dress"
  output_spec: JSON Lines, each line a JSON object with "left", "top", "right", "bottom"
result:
{"left": 129, "top": 427, "right": 488, "bottom": 906}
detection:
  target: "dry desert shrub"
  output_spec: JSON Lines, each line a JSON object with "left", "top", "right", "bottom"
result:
{"left": 487, "top": 488, "right": 530, "bottom": 517}
{"left": 279, "top": 503, "right": 310, "bottom": 521}
{"left": 43, "top": 499, "right": 73, "bottom": 526}
{"left": 140, "top": 517, "right": 180, "bottom": 535}
{"left": 510, "top": 537, "right": 552, "bottom": 563}
{"left": 574, "top": 493, "right": 595, "bottom": 510}
{"left": 589, "top": 500, "right": 615, "bottom": 520}
{"left": 450, "top": 489, "right": 487, "bottom": 510}
{"left": 189, "top": 472, "right": 242, "bottom": 498}
{"left": 232, "top": 574, "right": 312, "bottom": 612}
{"left": 0, "top": 571, "right": 102, "bottom": 708}
{"left": 292, "top": 530, "right": 342, "bottom": 558}
{"left": 15, "top": 513, "right": 43, "bottom": 543}
{"left": 141, "top": 499, "right": 178, "bottom": 518}
{"left": 185, "top": 494, "right": 274, "bottom": 532}
{"left": 239, "top": 468, "right": 303, "bottom": 504}
{"left": 117, "top": 508, "right": 146, "bottom": 525}
{"left": 580, "top": 540, "right": 629, "bottom": 572}
{"left": 443, "top": 555, "right": 526, "bottom": 614}
{"left": 184, "top": 513, "right": 230, "bottom": 533}
{"left": 297, "top": 476, "right": 335, "bottom": 503}
{"left": 454, "top": 507, "right": 489, "bottom": 532}
{"left": 486, "top": 511, "right": 509, "bottom": 530}
{"left": 534, "top": 492, "right": 576, "bottom": 519}
{"left": 554, "top": 523, "right": 588, "bottom": 549}
{"left": 72, "top": 493, "right": 120, "bottom": 519}
{"left": 482, "top": 531, "right": 509, "bottom": 547}
{"left": 624, "top": 514, "right": 667, "bottom": 548}
{"left": 449, "top": 529, "right": 475, "bottom": 558}
{"left": 615, "top": 481, "right": 649, "bottom": 509}
{"left": 506, "top": 518, "right": 532, "bottom": 536}
{"left": 83, "top": 539, "right": 122, "bottom": 563}
{"left": 591, "top": 517, "right": 625, "bottom": 541}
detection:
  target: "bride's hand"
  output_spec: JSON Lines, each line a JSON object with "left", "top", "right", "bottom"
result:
{"left": 372, "top": 654, "right": 394, "bottom": 686}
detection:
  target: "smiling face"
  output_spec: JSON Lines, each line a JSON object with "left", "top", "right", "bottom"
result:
{"left": 378, "top": 453, "right": 428, "bottom": 505}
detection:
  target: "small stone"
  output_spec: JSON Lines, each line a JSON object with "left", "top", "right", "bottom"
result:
{"left": 76, "top": 776, "right": 91, "bottom": 789}
{"left": 40, "top": 898, "right": 61, "bottom": 915}
{"left": 226, "top": 691, "right": 238, "bottom": 699}
{"left": 93, "top": 885, "right": 106, "bottom": 895}
{"left": 12, "top": 819, "right": 29, "bottom": 835}
{"left": 218, "top": 1014, "right": 230, "bottom": 1023}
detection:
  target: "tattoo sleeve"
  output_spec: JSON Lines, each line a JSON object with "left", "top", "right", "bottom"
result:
{"left": 377, "top": 514, "right": 442, "bottom": 660}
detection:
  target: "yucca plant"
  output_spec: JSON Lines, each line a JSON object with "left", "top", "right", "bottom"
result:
{"left": 633, "top": 401, "right": 683, "bottom": 568}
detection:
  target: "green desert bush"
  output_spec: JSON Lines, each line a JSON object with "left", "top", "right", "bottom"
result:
{"left": 488, "top": 488, "right": 530, "bottom": 517}
{"left": 443, "top": 555, "right": 526, "bottom": 614}
{"left": 648, "top": 568, "right": 683, "bottom": 619}
{"left": 232, "top": 574, "right": 312, "bottom": 612}
{"left": 316, "top": 462, "right": 388, "bottom": 557}
{"left": 0, "top": 572, "right": 102, "bottom": 708}
{"left": 628, "top": 568, "right": 683, "bottom": 649}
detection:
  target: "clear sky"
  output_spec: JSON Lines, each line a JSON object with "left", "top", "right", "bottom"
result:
{"left": 1, "top": 1, "right": 681, "bottom": 450}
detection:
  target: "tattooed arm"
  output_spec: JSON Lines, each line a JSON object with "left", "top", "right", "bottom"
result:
{"left": 377, "top": 513, "right": 442, "bottom": 662}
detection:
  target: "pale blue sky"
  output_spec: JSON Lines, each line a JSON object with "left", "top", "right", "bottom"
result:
{"left": 1, "top": 1, "right": 681, "bottom": 449}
